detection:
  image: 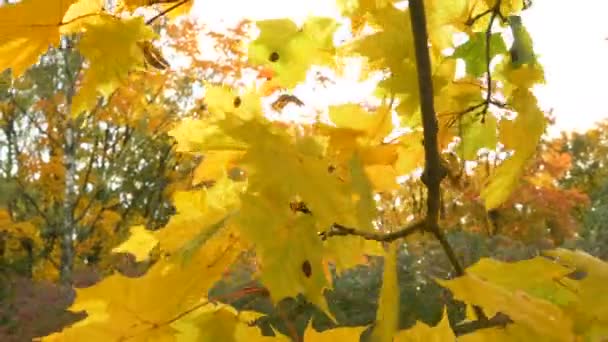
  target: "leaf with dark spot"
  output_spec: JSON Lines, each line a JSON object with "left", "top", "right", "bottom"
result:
{"left": 301, "top": 260, "right": 312, "bottom": 278}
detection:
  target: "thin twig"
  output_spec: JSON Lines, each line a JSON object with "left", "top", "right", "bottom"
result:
{"left": 466, "top": 8, "right": 493, "bottom": 26}
{"left": 322, "top": 220, "right": 425, "bottom": 242}
{"left": 453, "top": 313, "right": 512, "bottom": 336}
{"left": 480, "top": 5, "right": 500, "bottom": 123}
{"left": 145, "top": 0, "right": 190, "bottom": 25}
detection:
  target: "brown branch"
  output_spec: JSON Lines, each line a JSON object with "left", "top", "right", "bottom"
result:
{"left": 466, "top": 8, "right": 493, "bottom": 26}
{"left": 408, "top": 0, "right": 488, "bottom": 322}
{"left": 72, "top": 133, "right": 100, "bottom": 217}
{"left": 480, "top": 3, "right": 500, "bottom": 123}
{"left": 322, "top": 220, "right": 425, "bottom": 242}
{"left": 15, "top": 179, "right": 50, "bottom": 225}
{"left": 466, "top": 2, "right": 506, "bottom": 26}
{"left": 408, "top": 0, "right": 446, "bottom": 236}
{"left": 145, "top": 0, "right": 190, "bottom": 25}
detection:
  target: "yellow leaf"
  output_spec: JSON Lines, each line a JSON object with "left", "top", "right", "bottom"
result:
{"left": 61, "top": 0, "right": 104, "bottom": 32}
{"left": 168, "top": 118, "right": 247, "bottom": 153}
{"left": 395, "top": 132, "right": 425, "bottom": 175}
{"left": 0, "top": 0, "right": 76, "bottom": 77}
{"left": 543, "top": 249, "right": 608, "bottom": 337}
{"left": 324, "top": 235, "right": 382, "bottom": 272}
{"left": 156, "top": 178, "right": 243, "bottom": 254}
{"left": 425, "top": 0, "right": 470, "bottom": 51}
{"left": 72, "top": 16, "right": 156, "bottom": 115}
{"left": 249, "top": 18, "right": 338, "bottom": 87}
{"left": 394, "top": 307, "right": 455, "bottom": 341}
{"left": 370, "top": 242, "right": 399, "bottom": 342}
{"left": 329, "top": 103, "right": 394, "bottom": 142}
{"left": 160, "top": 0, "right": 193, "bottom": 20}
{"left": 204, "top": 85, "right": 263, "bottom": 120}
{"left": 459, "top": 322, "right": 549, "bottom": 342}
{"left": 482, "top": 88, "right": 545, "bottom": 209}
{"left": 480, "top": 155, "right": 525, "bottom": 210}
{"left": 237, "top": 196, "right": 332, "bottom": 315}
{"left": 47, "top": 225, "right": 242, "bottom": 341}
{"left": 350, "top": 154, "right": 377, "bottom": 231}
{"left": 437, "top": 274, "right": 574, "bottom": 341}
{"left": 360, "top": 144, "right": 399, "bottom": 165}
{"left": 124, "top": 0, "right": 192, "bottom": 16}
{"left": 365, "top": 164, "right": 400, "bottom": 191}
{"left": 172, "top": 302, "right": 287, "bottom": 342}
{"left": 192, "top": 151, "right": 244, "bottom": 185}
{"left": 112, "top": 225, "right": 158, "bottom": 262}
{"left": 466, "top": 257, "right": 577, "bottom": 306}
{"left": 303, "top": 322, "right": 366, "bottom": 341}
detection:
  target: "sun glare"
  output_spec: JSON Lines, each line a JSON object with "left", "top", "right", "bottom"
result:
{"left": 191, "top": 0, "right": 608, "bottom": 134}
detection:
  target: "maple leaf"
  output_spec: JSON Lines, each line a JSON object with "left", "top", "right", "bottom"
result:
{"left": 173, "top": 302, "right": 288, "bottom": 341}
{"left": 437, "top": 273, "right": 575, "bottom": 341}
{"left": 452, "top": 32, "right": 508, "bottom": 78}
{"left": 124, "top": 0, "right": 193, "bottom": 19}
{"left": 72, "top": 16, "right": 157, "bottom": 115}
{"left": 303, "top": 323, "right": 366, "bottom": 341}
{"left": 155, "top": 178, "right": 244, "bottom": 255}
{"left": 0, "top": 0, "right": 76, "bottom": 77}
{"left": 192, "top": 151, "right": 245, "bottom": 185}
{"left": 483, "top": 89, "right": 545, "bottom": 210}
{"left": 543, "top": 249, "right": 608, "bottom": 338}
{"left": 425, "top": 0, "right": 472, "bottom": 51}
{"left": 249, "top": 17, "right": 338, "bottom": 87}
{"left": 394, "top": 308, "right": 456, "bottom": 341}
{"left": 112, "top": 225, "right": 158, "bottom": 262}
{"left": 45, "top": 225, "right": 243, "bottom": 341}
{"left": 61, "top": 0, "right": 104, "bottom": 32}
{"left": 370, "top": 242, "right": 399, "bottom": 342}
{"left": 328, "top": 103, "right": 393, "bottom": 142}
{"left": 237, "top": 195, "right": 331, "bottom": 314}
{"left": 459, "top": 114, "right": 498, "bottom": 160}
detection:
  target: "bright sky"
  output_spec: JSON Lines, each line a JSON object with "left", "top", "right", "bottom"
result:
{"left": 192, "top": 0, "right": 608, "bottom": 134}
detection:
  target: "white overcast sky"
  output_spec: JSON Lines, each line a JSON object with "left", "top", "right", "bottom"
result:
{"left": 192, "top": 0, "right": 608, "bottom": 134}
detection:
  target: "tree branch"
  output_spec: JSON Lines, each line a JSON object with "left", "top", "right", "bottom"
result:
{"left": 453, "top": 313, "right": 512, "bottom": 336}
{"left": 408, "top": 0, "right": 488, "bottom": 322}
{"left": 322, "top": 220, "right": 425, "bottom": 242}
{"left": 480, "top": 3, "right": 500, "bottom": 123}
{"left": 145, "top": 0, "right": 190, "bottom": 25}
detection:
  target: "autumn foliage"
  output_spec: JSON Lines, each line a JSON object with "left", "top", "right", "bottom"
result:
{"left": 0, "top": 0, "right": 607, "bottom": 341}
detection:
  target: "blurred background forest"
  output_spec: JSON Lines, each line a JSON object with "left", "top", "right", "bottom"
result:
{"left": 0, "top": 12, "right": 607, "bottom": 342}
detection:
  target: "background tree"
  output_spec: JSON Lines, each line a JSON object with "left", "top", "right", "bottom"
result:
{"left": 0, "top": 44, "right": 188, "bottom": 283}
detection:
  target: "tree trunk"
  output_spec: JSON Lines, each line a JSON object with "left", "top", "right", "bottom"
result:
{"left": 59, "top": 37, "right": 78, "bottom": 285}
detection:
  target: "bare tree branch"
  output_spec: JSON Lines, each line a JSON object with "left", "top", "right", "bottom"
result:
{"left": 454, "top": 313, "right": 512, "bottom": 336}
{"left": 321, "top": 220, "right": 425, "bottom": 242}
{"left": 145, "top": 0, "right": 190, "bottom": 25}
{"left": 409, "top": 0, "right": 490, "bottom": 322}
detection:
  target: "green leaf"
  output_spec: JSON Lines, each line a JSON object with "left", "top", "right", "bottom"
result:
{"left": 466, "top": 257, "right": 578, "bottom": 307}
{"left": 508, "top": 15, "right": 536, "bottom": 68}
{"left": 452, "top": 32, "right": 507, "bottom": 78}
{"left": 459, "top": 114, "right": 498, "bottom": 160}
